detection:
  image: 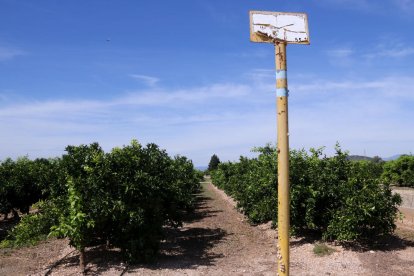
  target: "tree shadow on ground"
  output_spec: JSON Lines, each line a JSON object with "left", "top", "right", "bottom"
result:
{"left": 183, "top": 194, "right": 222, "bottom": 223}
{"left": 43, "top": 245, "right": 126, "bottom": 275}
{"left": 126, "top": 227, "right": 227, "bottom": 272}
{"left": 48, "top": 227, "right": 228, "bottom": 275}
{"left": 340, "top": 232, "right": 414, "bottom": 252}
{"left": 291, "top": 228, "right": 414, "bottom": 253}
{"left": 126, "top": 191, "right": 229, "bottom": 272}
{"left": 46, "top": 189, "right": 228, "bottom": 274}
{"left": 290, "top": 229, "right": 322, "bottom": 247}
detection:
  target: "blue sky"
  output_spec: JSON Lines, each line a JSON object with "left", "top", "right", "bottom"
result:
{"left": 1, "top": 0, "right": 413, "bottom": 166}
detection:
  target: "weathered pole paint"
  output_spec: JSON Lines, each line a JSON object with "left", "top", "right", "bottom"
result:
{"left": 275, "top": 42, "right": 290, "bottom": 276}
{"left": 249, "top": 11, "right": 310, "bottom": 275}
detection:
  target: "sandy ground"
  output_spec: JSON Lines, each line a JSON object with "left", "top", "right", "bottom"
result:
{"left": 1, "top": 179, "right": 414, "bottom": 275}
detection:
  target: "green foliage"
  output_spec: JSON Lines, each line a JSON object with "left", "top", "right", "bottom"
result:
{"left": 50, "top": 177, "right": 95, "bottom": 251}
{"left": 382, "top": 155, "right": 414, "bottom": 187}
{"left": 0, "top": 157, "right": 60, "bottom": 218}
{"left": 50, "top": 140, "right": 199, "bottom": 262}
{"left": 211, "top": 145, "right": 277, "bottom": 224}
{"left": 1, "top": 140, "right": 200, "bottom": 265}
{"left": 211, "top": 144, "right": 402, "bottom": 242}
{"left": 0, "top": 201, "right": 59, "bottom": 248}
{"left": 105, "top": 142, "right": 179, "bottom": 261}
{"left": 207, "top": 154, "right": 220, "bottom": 172}
{"left": 0, "top": 157, "right": 40, "bottom": 216}
{"left": 51, "top": 143, "right": 106, "bottom": 251}
{"left": 323, "top": 160, "right": 401, "bottom": 241}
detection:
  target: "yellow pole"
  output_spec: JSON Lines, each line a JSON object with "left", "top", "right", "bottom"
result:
{"left": 275, "top": 41, "right": 290, "bottom": 276}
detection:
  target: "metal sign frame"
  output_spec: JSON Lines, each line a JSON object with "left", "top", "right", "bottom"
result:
{"left": 250, "top": 11, "right": 310, "bottom": 45}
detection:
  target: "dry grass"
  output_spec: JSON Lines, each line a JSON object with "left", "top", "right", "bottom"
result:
{"left": 313, "top": 243, "right": 337, "bottom": 257}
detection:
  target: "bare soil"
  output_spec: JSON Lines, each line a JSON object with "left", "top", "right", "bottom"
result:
{"left": 1, "top": 179, "right": 414, "bottom": 275}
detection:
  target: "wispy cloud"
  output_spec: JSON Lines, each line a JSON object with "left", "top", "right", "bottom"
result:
{"left": 245, "top": 69, "right": 273, "bottom": 79}
{"left": 231, "top": 49, "right": 270, "bottom": 59}
{"left": 120, "top": 83, "right": 251, "bottom": 106}
{"left": 0, "top": 46, "right": 26, "bottom": 61}
{"left": 0, "top": 82, "right": 259, "bottom": 163}
{"left": 1, "top": 74, "right": 413, "bottom": 164}
{"left": 129, "top": 74, "right": 160, "bottom": 87}
{"left": 0, "top": 83, "right": 252, "bottom": 119}
{"left": 287, "top": 75, "right": 414, "bottom": 157}
{"left": 0, "top": 99, "right": 107, "bottom": 117}
{"left": 292, "top": 76, "right": 414, "bottom": 100}
{"left": 365, "top": 43, "right": 414, "bottom": 58}
{"left": 0, "top": 93, "right": 9, "bottom": 102}
{"left": 393, "top": 0, "right": 414, "bottom": 12}
{"left": 327, "top": 48, "right": 354, "bottom": 58}
{"left": 326, "top": 47, "right": 355, "bottom": 66}
{"left": 327, "top": 41, "right": 414, "bottom": 63}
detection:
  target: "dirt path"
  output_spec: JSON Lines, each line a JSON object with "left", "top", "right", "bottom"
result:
{"left": 125, "top": 179, "right": 279, "bottom": 275}
{"left": 1, "top": 179, "right": 414, "bottom": 275}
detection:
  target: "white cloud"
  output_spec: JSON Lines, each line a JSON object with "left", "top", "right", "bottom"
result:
{"left": 0, "top": 99, "right": 108, "bottom": 118}
{"left": 0, "top": 46, "right": 26, "bottom": 61}
{"left": 288, "top": 75, "right": 414, "bottom": 157}
{"left": 364, "top": 42, "right": 414, "bottom": 59}
{"left": 0, "top": 93, "right": 9, "bottom": 102}
{"left": 1, "top": 74, "right": 413, "bottom": 165}
{"left": 0, "top": 83, "right": 252, "bottom": 118}
{"left": 327, "top": 41, "right": 414, "bottom": 65}
{"left": 231, "top": 49, "right": 270, "bottom": 59}
{"left": 120, "top": 83, "right": 251, "bottom": 106}
{"left": 129, "top": 74, "right": 160, "bottom": 87}
{"left": 326, "top": 47, "right": 355, "bottom": 66}
{"left": 369, "top": 47, "right": 414, "bottom": 58}
{"left": 328, "top": 49, "right": 353, "bottom": 59}
{"left": 292, "top": 76, "right": 414, "bottom": 100}
{"left": 0, "top": 82, "right": 257, "bottom": 164}
{"left": 245, "top": 69, "right": 274, "bottom": 79}
{"left": 394, "top": 0, "right": 414, "bottom": 12}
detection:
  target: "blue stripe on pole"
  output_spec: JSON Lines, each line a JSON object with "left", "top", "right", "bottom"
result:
{"left": 276, "top": 88, "right": 289, "bottom": 97}
{"left": 276, "top": 70, "right": 287, "bottom": 79}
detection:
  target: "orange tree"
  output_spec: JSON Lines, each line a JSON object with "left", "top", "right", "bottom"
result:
{"left": 48, "top": 140, "right": 201, "bottom": 272}
{"left": 211, "top": 144, "right": 401, "bottom": 242}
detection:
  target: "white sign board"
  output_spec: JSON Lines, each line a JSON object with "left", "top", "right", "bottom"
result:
{"left": 250, "top": 11, "right": 310, "bottom": 44}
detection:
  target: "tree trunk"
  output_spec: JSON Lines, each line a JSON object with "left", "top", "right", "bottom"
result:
{"left": 12, "top": 209, "right": 19, "bottom": 221}
{"left": 79, "top": 247, "right": 86, "bottom": 274}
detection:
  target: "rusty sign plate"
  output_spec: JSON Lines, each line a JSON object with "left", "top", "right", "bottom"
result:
{"left": 250, "top": 11, "right": 310, "bottom": 44}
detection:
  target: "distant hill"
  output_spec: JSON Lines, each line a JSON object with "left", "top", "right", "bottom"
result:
{"left": 347, "top": 155, "right": 380, "bottom": 162}
{"left": 383, "top": 154, "right": 403, "bottom": 161}
{"left": 196, "top": 165, "right": 208, "bottom": 171}
{"left": 348, "top": 154, "right": 406, "bottom": 162}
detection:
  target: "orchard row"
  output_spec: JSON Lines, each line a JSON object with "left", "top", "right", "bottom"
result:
{"left": 0, "top": 140, "right": 202, "bottom": 272}
{"left": 211, "top": 145, "right": 406, "bottom": 241}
